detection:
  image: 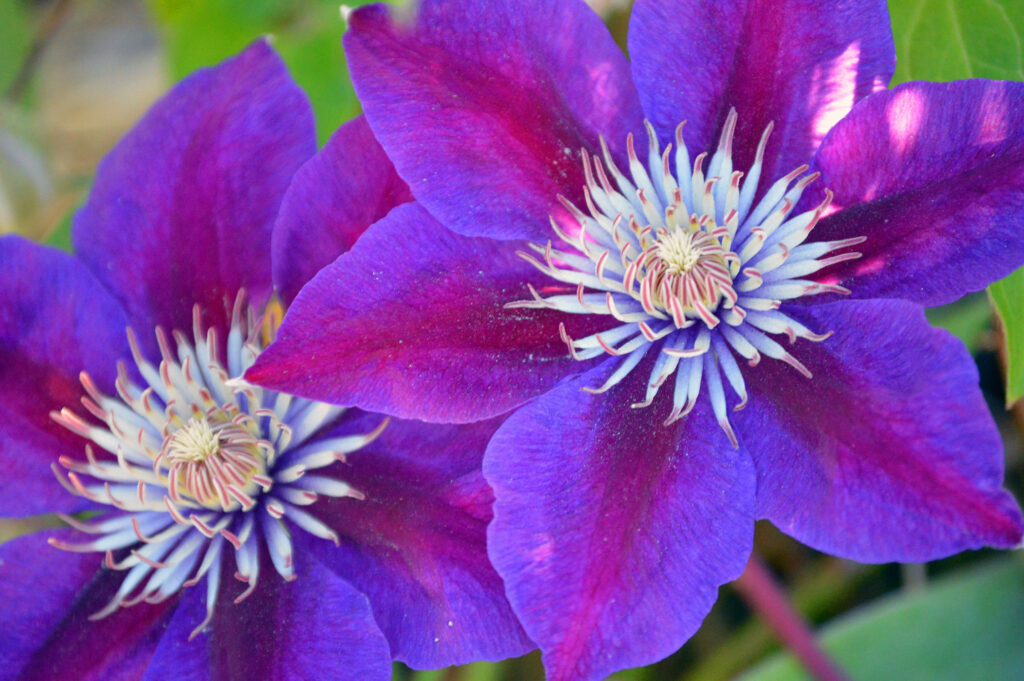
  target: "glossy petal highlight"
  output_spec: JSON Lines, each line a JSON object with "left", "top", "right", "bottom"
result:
{"left": 630, "top": 0, "right": 894, "bottom": 180}
{"left": 811, "top": 80, "right": 1024, "bottom": 306}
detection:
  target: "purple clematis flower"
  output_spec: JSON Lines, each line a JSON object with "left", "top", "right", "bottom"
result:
{"left": 249, "top": 2, "right": 1024, "bottom": 680}
{"left": 0, "top": 41, "right": 530, "bottom": 681}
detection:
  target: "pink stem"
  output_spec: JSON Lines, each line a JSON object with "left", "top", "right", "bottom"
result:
{"left": 733, "top": 554, "right": 852, "bottom": 681}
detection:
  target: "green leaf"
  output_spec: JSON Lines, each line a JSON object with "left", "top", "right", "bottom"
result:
{"left": 146, "top": 0, "right": 384, "bottom": 144}
{"left": 0, "top": 0, "right": 32, "bottom": 95}
{"left": 43, "top": 208, "right": 72, "bottom": 252}
{"left": 889, "top": 0, "right": 1024, "bottom": 85}
{"left": 737, "top": 558, "right": 1024, "bottom": 681}
{"left": 990, "top": 267, "right": 1024, "bottom": 404}
{"left": 889, "top": 0, "right": 1024, "bottom": 402}
{"left": 924, "top": 293, "right": 992, "bottom": 353}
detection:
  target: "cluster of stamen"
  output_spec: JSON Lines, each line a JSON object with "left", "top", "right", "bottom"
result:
{"left": 640, "top": 227, "right": 736, "bottom": 326}
{"left": 509, "top": 109, "right": 864, "bottom": 445}
{"left": 49, "top": 292, "right": 387, "bottom": 638}
{"left": 162, "top": 416, "right": 265, "bottom": 511}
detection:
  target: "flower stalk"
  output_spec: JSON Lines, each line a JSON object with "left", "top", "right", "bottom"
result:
{"left": 733, "top": 553, "right": 851, "bottom": 681}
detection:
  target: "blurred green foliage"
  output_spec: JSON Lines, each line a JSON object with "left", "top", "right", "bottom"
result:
{"left": 738, "top": 558, "right": 1024, "bottom": 681}
{"left": 146, "top": 0, "right": 385, "bottom": 144}
{"left": 924, "top": 293, "right": 992, "bottom": 351}
{"left": 0, "top": 0, "right": 32, "bottom": 94}
{"left": 44, "top": 207, "right": 72, "bottom": 251}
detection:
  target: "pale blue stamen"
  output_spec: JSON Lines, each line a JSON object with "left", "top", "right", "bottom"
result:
{"left": 49, "top": 295, "right": 387, "bottom": 639}
{"left": 510, "top": 109, "right": 865, "bottom": 444}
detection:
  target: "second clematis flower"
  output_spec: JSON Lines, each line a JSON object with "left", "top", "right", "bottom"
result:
{"left": 0, "top": 41, "right": 531, "bottom": 681}
{"left": 249, "top": 2, "right": 1024, "bottom": 680}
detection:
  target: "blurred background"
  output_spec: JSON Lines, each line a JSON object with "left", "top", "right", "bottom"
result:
{"left": 1, "top": 1, "right": 1022, "bottom": 679}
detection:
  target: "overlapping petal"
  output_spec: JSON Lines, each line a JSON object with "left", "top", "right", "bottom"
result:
{"left": 0, "top": 238, "right": 128, "bottom": 516}
{"left": 0, "top": 530, "right": 176, "bottom": 681}
{"left": 306, "top": 414, "right": 533, "bottom": 668}
{"left": 742, "top": 299, "right": 1024, "bottom": 562}
{"left": 811, "top": 80, "right": 1024, "bottom": 306}
{"left": 248, "top": 202, "right": 608, "bottom": 422}
{"left": 630, "top": 0, "right": 894, "bottom": 179}
{"left": 73, "top": 39, "right": 315, "bottom": 341}
{"left": 142, "top": 556, "right": 392, "bottom": 681}
{"left": 273, "top": 115, "right": 411, "bottom": 304}
{"left": 484, "top": 359, "right": 755, "bottom": 681}
{"left": 345, "top": 0, "right": 644, "bottom": 241}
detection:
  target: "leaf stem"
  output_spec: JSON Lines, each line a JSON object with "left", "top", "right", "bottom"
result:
{"left": 733, "top": 553, "right": 852, "bottom": 681}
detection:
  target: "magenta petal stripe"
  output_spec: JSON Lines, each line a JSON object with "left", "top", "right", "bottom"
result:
{"left": 345, "top": 0, "right": 645, "bottom": 241}
{"left": 485, "top": 358, "right": 755, "bottom": 681}
{"left": 248, "top": 202, "right": 612, "bottom": 423}
{"left": 0, "top": 237, "right": 130, "bottom": 517}
{"left": 742, "top": 299, "right": 1024, "bottom": 562}
{"left": 0, "top": 37, "right": 535, "bottom": 681}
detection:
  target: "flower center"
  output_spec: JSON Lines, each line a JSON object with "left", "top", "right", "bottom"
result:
{"left": 163, "top": 416, "right": 265, "bottom": 511}
{"left": 655, "top": 229, "right": 705, "bottom": 273}
{"left": 166, "top": 418, "right": 222, "bottom": 463}
{"left": 509, "top": 109, "right": 864, "bottom": 446}
{"left": 49, "top": 292, "right": 387, "bottom": 638}
{"left": 641, "top": 226, "right": 736, "bottom": 325}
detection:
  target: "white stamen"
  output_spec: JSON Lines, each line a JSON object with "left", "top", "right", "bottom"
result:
{"left": 511, "top": 110, "right": 863, "bottom": 444}
{"left": 49, "top": 292, "right": 387, "bottom": 630}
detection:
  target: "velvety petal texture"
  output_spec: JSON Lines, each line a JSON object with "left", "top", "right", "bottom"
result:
{"left": 0, "top": 530, "right": 176, "bottom": 681}
{"left": 345, "top": 0, "right": 644, "bottom": 241}
{"left": 273, "top": 115, "right": 412, "bottom": 304}
{"left": 743, "top": 299, "right": 1024, "bottom": 561}
{"left": 0, "top": 238, "right": 128, "bottom": 516}
{"left": 307, "top": 415, "right": 533, "bottom": 668}
{"left": 485, "top": 359, "right": 755, "bottom": 681}
{"left": 73, "top": 39, "right": 315, "bottom": 339}
{"left": 811, "top": 80, "right": 1024, "bottom": 306}
{"left": 630, "top": 0, "right": 894, "bottom": 179}
{"left": 248, "top": 202, "right": 608, "bottom": 422}
{"left": 143, "top": 556, "right": 393, "bottom": 681}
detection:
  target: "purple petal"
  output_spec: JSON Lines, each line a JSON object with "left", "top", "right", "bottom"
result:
{"left": 743, "top": 299, "right": 1024, "bottom": 562}
{"left": 629, "top": 0, "right": 894, "bottom": 178}
{"left": 273, "top": 115, "right": 412, "bottom": 304}
{"left": 0, "top": 238, "right": 128, "bottom": 516}
{"left": 0, "top": 529, "right": 175, "bottom": 681}
{"left": 248, "top": 203, "right": 606, "bottom": 422}
{"left": 142, "top": 556, "right": 392, "bottom": 681}
{"left": 485, "top": 359, "right": 755, "bottom": 681}
{"left": 811, "top": 80, "right": 1024, "bottom": 306}
{"left": 304, "top": 414, "right": 533, "bottom": 668}
{"left": 344, "top": 0, "right": 644, "bottom": 241}
{"left": 73, "top": 39, "right": 315, "bottom": 340}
